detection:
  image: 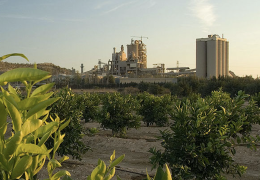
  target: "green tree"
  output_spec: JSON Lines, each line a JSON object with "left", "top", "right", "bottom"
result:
{"left": 137, "top": 92, "right": 172, "bottom": 127}
{"left": 150, "top": 90, "right": 259, "bottom": 179}
{"left": 99, "top": 93, "right": 141, "bottom": 137}
{"left": 46, "top": 87, "right": 90, "bottom": 160}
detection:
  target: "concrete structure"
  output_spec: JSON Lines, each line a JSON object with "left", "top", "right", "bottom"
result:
{"left": 117, "top": 77, "right": 177, "bottom": 84}
{"left": 127, "top": 39, "right": 147, "bottom": 69}
{"left": 196, "top": 34, "right": 229, "bottom": 78}
{"left": 109, "top": 45, "right": 127, "bottom": 76}
{"left": 165, "top": 67, "right": 196, "bottom": 76}
{"left": 109, "top": 39, "right": 148, "bottom": 77}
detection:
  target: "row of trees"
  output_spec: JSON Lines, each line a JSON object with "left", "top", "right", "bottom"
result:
{"left": 49, "top": 88, "right": 260, "bottom": 179}
{"left": 54, "top": 75, "right": 260, "bottom": 98}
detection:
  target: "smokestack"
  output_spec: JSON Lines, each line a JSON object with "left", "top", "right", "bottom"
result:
{"left": 80, "top": 64, "right": 84, "bottom": 74}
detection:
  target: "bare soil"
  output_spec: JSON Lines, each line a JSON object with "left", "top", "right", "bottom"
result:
{"left": 36, "top": 122, "right": 260, "bottom": 180}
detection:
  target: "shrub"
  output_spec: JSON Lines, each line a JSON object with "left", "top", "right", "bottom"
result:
{"left": 99, "top": 93, "right": 141, "bottom": 137}
{"left": 46, "top": 87, "right": 90, "bottom": 160}
{"left": 137, "top": 92, "right": 172, "bottom": 127}
{"left": 81, "top": 93, "right": 101, "bottom": 122}
{"left": 150, "top": 90, "right": 259, "bottom": 179}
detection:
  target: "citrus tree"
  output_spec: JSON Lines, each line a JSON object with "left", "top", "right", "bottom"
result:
{"left": 137, "top": 92, "right": 172, "bottom": 127}
{"left": 46, "top": 87, "right": 90, "bottom": 160}
{"left": 150, "top": 90, "right": 259, "bottom": 179}
{"left": 99, "top": 93, "right": 141, "bottom": 137}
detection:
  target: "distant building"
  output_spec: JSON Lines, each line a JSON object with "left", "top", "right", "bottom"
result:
{"left": 109, "top": 39, "right": 148, "bottom": 77}
{"left": 196, "top": 34, "right": 229, "bottom": 78}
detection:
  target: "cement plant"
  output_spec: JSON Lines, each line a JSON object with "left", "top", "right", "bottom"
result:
{"left": 78, "top": 34, "right": 234, "bottom": 84}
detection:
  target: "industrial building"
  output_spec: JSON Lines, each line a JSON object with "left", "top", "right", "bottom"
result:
{"left": 108, "top": 39, "right": 148, "bottom": 77}
{"left": 196, "top": 34, "right": 229, "bottom": 78}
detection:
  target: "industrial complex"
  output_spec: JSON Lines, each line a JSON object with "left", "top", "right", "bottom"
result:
{"left": 80, "top": 34, "right": 233, "bottom": 83}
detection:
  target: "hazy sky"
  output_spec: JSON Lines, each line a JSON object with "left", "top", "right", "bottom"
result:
{"left": 0, "top": 0, "right": 260, "bottom": 77}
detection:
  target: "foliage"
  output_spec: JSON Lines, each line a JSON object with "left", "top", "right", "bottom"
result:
{"left": 86, "top": 127, "right": 99, "bottom": 137}
{"left": 99, "top": 93, "right": 141, "bottom": 137}
{"left": 85, "top": 150, "right": 125, "bottom": 180}
{"left": 146, "top": 164, "right": 172, "bottom": 180}
{"left": 119, "top": 87, "right": 140, "bottom": 95}
{"left": 138, "top": 81, "right": 149, "bottom": 92}
{"left": 149, "top": 90, "right": 258, "bottom": 179}
{"left": 81, "top": 93, "right": 101, "bottom": 123}
{"left": 46, "top": 87, "right": 90, "bottom": 160}
{"left": 137, "top": 92, "right": 172, "bottom": 127}
{"left": 0, "top": 53, "right": 71, "bottom": 180}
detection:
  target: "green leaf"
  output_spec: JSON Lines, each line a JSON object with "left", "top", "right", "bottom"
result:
{"left": 90, "top": 160, "right": 106, "bottom": 179}
{"left": 59, "top": 119, "right": 70, "bottom": 131}
{"left": 30, "top": 155, "right": 39, "bottom": 174}
{"left": 53, "top": 133, "right": 65, "bottom": 154}
{"left": 104, "top": 167, "right": 115, "bottom": 180}
{"left": 52, "top": 170, "right": 71, "bottom": 180}
{"left": 47, "top": 159, "right": 62, "bottom": 176}
{"left": 59, "top": 156, "right": 69, "bottom": 163}
{"left": 32, "top": 75, "right": 52, "bottom": 86}
{"left": 109, "top": 154, "right": 125, "bottom": 169}
{"left": 15, "top": 144, "right": 49, "bottom": 156}
{"left": 0, "top": 154, "right": 9, "bottom": 171}
{"left": 33, "top": 157, "right": 46, "bottom": 175}
{"left": 4, "top": 131, "right": 23, "bottom": 159}
{"left": 38, "top": 122, "right": 59, "bottom": 137}
{"left": 0, "top": 101, "right": 7, "bottom": 136}
{"left": 3, "top": 90, "right": 19, "bottom": 110}
{"left": 0, "top": 68, "right": 50, "bottom": 84}
{"left": 162, "top": 164, "right": 172, "bottom": 180}
{"left": 31, "top": 83, "right": 55, "bottom": 97}
{"left": 26, "top": 97, "right": 59, "bottom": 119}
{"left": 146, "top": 169, "right": 152, "bottom": 180}
{"left": 21, "top": 119, "right": 43, "bottom": 137}
{"left": 17, "top": 92, "right": 53, "bottom": 110}
{"left": 38, "top": 130, "right": 53, "bottom": 147}
{"left": 11, "top": 156, "right": 32, "bottom": 179}
{"left": 110, "top": 150, "right": 116, "bottom": 162}
{"left": 8, "top": 84, "right": 20, "bottom": 102}
{"left": 4, "top": 99, "right": 22, "bottom": 132}
{"left": 0, "top": 53, "right": 29, "bottom": 62}
{"left": 154, "top": 166, "right": 164, "bottom": 180}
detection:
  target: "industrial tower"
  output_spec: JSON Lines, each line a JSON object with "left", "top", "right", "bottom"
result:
{"left": 196, "top": 34, "right": 229, "bottom": 78}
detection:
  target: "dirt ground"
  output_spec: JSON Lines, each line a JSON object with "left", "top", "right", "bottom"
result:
{"left": 36, "top": 122, "right": 260, "bottom": 180}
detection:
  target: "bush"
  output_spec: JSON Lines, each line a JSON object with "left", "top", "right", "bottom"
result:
{"left": 137, "top": 92, "right": 173, "bottom": 127}
{"left": 81, "top": 93, "right": 101, "bottom": 122}
{"left": 120, "top": 87, "right": 140, "bottom": 95}
{"left": 99, "top": 93, "right": 141, "bottom": 137}
{"left": 150, "top": 90, "right": 259, "bottom": 179}
{"left": 46, "top": 87, "right": 90, "bottom": 160}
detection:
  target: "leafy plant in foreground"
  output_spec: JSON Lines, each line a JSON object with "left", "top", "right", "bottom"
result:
{"left": 86, "top": 150, "right": 125, "bottom": 180}
{"left": 0, "top": 53, "right": 71, "bottom": 180}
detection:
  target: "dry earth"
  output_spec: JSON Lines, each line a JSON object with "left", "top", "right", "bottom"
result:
{"left": 35, "top": 122, "right": 260, "bottom": 180}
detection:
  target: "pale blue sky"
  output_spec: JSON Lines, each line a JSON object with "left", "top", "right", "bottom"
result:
{"left": 0, "top": 0, "right": 260, "bottom": 77}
